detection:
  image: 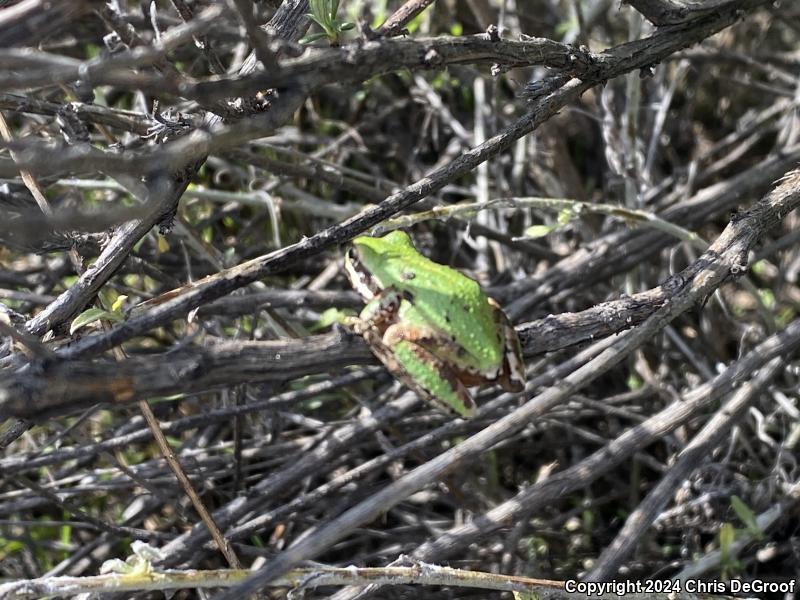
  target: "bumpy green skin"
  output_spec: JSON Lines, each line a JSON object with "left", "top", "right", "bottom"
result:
{"left": 345, "top": 231, "right": 525, "bottom": 417}
{"left": 392, "top": 340, "right": 472, "bottom": 416}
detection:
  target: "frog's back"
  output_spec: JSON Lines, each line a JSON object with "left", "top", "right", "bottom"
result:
{"left": 390, "top": 245, "right": 504, "bottom": 365}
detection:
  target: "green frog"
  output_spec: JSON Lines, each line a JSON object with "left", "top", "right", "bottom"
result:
{"left": 344, "top": 231, "right": 525, "bottom": 417}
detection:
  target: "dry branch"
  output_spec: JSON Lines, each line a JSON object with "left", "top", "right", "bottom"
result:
{"left": 220, "top": 168, "right": 800, "bottom": 597}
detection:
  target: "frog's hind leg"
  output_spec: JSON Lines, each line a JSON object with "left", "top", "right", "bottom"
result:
{"left": 488, "top": 298, "right": 526, "bottom": 392}
{"left": 383, "top": 323, "right": 477, "bottom": 418}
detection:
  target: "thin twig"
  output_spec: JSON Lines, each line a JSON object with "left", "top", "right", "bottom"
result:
{"left": 0, "top": 562, "right": 751, "bottom": 599}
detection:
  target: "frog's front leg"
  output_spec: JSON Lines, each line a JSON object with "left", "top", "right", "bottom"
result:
{"left": 488, "top": 298, "right": 526, "bottom": 392}
{"left": 382, "top": 323, "right": 477, "bottom": 417}
{"left": 345, "top": 288, "right": 427, "bottom": 399}
{"left": 349, "top": 287, "right": 404, "bottom": 335}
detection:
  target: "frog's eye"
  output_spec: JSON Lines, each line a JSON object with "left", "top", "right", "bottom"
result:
{"left": 401, "top": 271, "right": 415, "bottom": 281}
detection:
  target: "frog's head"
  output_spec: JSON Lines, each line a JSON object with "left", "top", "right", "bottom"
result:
{"left": 345, "top": 231, "right": 415, "bottom": 300}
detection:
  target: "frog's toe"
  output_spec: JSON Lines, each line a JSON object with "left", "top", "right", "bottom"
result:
{"left": 488, "top": 297, "right": 526, "bottom": 392}
{"left": 430, "top": 368, "right": 476, "bottom": 417}
{"left": 499, "top": 350, "right": 526, "bottom": 392}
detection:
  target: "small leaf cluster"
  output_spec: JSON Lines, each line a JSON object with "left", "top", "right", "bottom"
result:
{"left": 300, "top": 0, "right": 354, "bottom": 45}
{"left": 70, "top": 294, "right": 127, "bottom": 335}
{"left": 719, "top": 496, "right": 764, "bottom": 578}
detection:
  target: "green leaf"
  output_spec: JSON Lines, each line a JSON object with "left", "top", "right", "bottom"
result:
{"left": 300, "top": 31, "right": 331, "bottom": 44}
{"left": 59, "top": 520, "right": 72, "bottom": 560}
{"left": 719, "top": 522, "right": 736, "bottom": 562}
{"left": 556, "top": 208, "right": 574, "bottom": 226}
{"left": 305, "top": 13, "right": 325, "bottom": 29}
{"left": 626, "top": 373, "right": 643, "bottom": 390}
{"left": 555, "top": 17, "right": 578, "bottom": 37}
{"left": 97, "top": 289, "right": 115, "bottom": 311}
{"left": 111, "top": 295, "right": 128, "bottom": 313}
{"left": 524, "top": 224, "right": 556, "bottom": 239}
{"left": 309, "top": 0, "right": 336, "bottom": 30}
{"left": 0, "top": 538, "right": 25, "bottom": 560}
{"left": 309, "top": 0, "right": 324, "bottom": 18}
{"left": 757, "top": 288, "right": 776, "bottom": 309}
{"left": 731, "top": 496, "right": 762, "bottom": 538}
{"left": 339, "top": 21, "right": 355, "bottom": 31}
{"left": 157, "top": 234, "right": 170, "bottom": 253}
{"left": 311, "top": 307, "right": 355, "bottom": 331}
{"left": 751, "top": 260, "right": 768, "bottom": 276}
{"left": 69, "top": 307, "right": 124, "bottom": 335}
